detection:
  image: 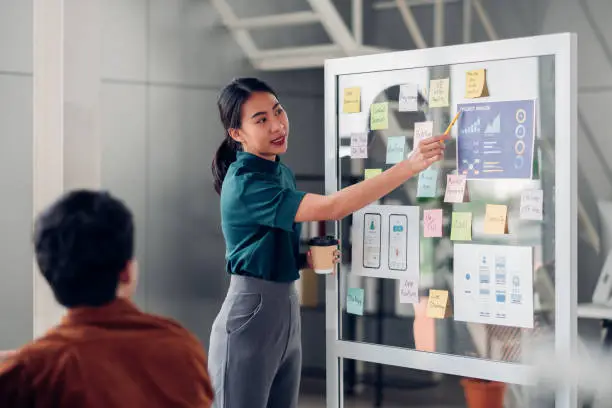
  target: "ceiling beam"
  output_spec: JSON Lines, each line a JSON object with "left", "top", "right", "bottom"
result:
{"left": 395, "top": 0, "right": 427, "bottom": 48}
{"left": 228, "top": 11, "right": 320, "bottom": 30}
{"left": 473, "top": 0, "right": 499, "bottom": 40}
{"left": 374, "top": 0, "right": 459, "bottom": 10}
{"left": 306, "top": 0, "right": 358, "bottom": 51}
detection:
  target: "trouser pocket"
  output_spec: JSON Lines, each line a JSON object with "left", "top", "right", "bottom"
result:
{"left": 225, "top": 293, "right": 262, "bottom": 334}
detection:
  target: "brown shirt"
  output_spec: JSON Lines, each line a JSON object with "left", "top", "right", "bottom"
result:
{"left": 0, "top": 299, "right": 214, "bottom": 408}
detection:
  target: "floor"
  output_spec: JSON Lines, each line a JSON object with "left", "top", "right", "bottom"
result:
{"left": 298, "top": 377, "right": 466, "bottom": 408}
{"left": 299, "top": 395, "right": 464, "bottom": 408}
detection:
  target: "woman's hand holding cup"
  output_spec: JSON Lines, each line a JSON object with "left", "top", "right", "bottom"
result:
{"left": 307, "top": 236, "right": 340, "bottom": 275}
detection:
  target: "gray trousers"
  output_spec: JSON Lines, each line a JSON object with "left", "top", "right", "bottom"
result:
{"left": 208, "top": 275, "right": 302, "bottom": 408}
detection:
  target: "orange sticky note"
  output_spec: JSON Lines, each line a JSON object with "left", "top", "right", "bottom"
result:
{"left": 426, "top": 289, "right": 452, "bottom": 319}
{"left": 465, "top": 69, "right": 489, "bottom": 98}
{"left": 343, "top": 87, "right": 361, "bottom": 113}
{"left": 423, "top": 209, "right": 443, "bottom": 238}
{"left": 484, "top": 204, "right": 508, "bottom": 234}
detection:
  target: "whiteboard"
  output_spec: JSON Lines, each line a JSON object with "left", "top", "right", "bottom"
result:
{"left": 324, "top": 34, "right": 576, "bottom": 403}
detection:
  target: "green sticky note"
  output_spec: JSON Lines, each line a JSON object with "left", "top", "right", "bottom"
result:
{"left": 347, "top": 288, "right": 365, "bottom": 316}
{"left": 370, "top": 102, "right": 388, "bottom": 130}
{"left": 417, "top": 168, "right": 439, "bottom": 197}
{"left": 450, "top": 212, "right": 472, "bottom": 241}
{"left": 386, "top": 136, "right": 406, "bottom": 164}
{"left": 364, "top": 168, "right": 382, "bottom": 179}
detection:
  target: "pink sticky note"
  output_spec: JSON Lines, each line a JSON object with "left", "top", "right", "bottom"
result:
{"left": 444, "top": 174, "right": 469, "bottom": 203}
{"left": 423, "top": 209, "right": 443, "bottom": 237}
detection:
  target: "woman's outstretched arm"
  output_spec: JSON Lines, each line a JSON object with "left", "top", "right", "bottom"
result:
{"left": 295, "top": 134, "right": 449, "bottom": 222}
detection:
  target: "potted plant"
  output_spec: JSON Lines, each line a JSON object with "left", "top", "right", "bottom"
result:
{"left": 461, "top": 326, "right": 506, "bottom": 408}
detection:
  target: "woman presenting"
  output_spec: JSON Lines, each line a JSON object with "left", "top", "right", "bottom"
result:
{"left": 208, "top": 77, "right": 447, "bottom": 408}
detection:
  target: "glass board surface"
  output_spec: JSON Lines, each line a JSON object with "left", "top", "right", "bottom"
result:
{"left": 336, "top": 55, "right": 556, "bottom": 363}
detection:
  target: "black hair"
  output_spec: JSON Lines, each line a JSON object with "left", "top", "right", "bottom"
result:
{"left": 212, "top": 77, "right": 278, "bottom": 194}
{"left": 33, "top": 190, "right": 135, "bottom": 308}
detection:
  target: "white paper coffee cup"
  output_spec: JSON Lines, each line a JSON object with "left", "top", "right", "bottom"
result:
{"left": 308, "top": 236, "right": 339, "bottom": 275}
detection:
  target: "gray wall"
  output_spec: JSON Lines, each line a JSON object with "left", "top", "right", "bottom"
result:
{"left": 99, "top": 0, "right": 326, "bottom": 372}
{"left": 538, "top": 0, "right": 612, "bottom": 323}
{"left": 0, "top": 0, "right": 33, "bottom": 350}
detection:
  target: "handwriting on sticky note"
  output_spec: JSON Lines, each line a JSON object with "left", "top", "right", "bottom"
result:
{"left": 423, "top": 209, "right": 443, "bottom": 238}
{"left": 343, "top": 87, "right": 361, "bottom": 113}
{"left": 417, "top": 168, "right": 438, "bottom": 198}
{"left": 450, "top": 212, "right": 472, "bottom": 241}
{"left": 350, "top": 146, "right": 367, "bottom": 159}
{"left": 426, "top": 289, "right": 451, "bottom": 319}
{"left": 465, "top": 69, "right": 489, "bottom": 98}
{"left": 444, "top": 174, "right": 469, "bottom": 203}
{"left": 351, "top": 133, "right": 367, "bottom": 147}
{"left": 429, "top": 78, "right": 450, "bottom": 108}
{"left": 347, "top": 288, "right": 365, "bottom": 316}
{"left": 484, "top": 204, "right": 508, "bottom": 234}
{"left": 413, "top": 121, "right": 434, "bottom": 150}
{"left": 350, "top": 132, "right": 368, "bottom": 159}
{"left": 364, "top": 168, "right": 382, "bottom": 179}
{"left": 520, "top": 190, "right": 543, "bottom": 221}
{"left": 399, "top": 279, "right": 419, "bottom": 304}
{"left": 399, "top": 83, "right": 418, "bottom": 112}
{"left": 370, "top": 102, "right": 389, "bottom": 130}
{"left": 386, "top": 136, "right": 406, "bottom": 164}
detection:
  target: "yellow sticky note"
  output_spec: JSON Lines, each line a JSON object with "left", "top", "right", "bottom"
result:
{"left": 450, "top": 212, "right": 472, "bottom": 241}
{"left": 426, "top": 289, "right": 452, "bottom": 319}
{"left": 465, "top": 69, "right": 489, "bottom": 98}
{"left": 343, "top": 87, "right": 361, "bottom": 113}
{"left": 429, "top": 78, "right": 450, "bottom": 108}
{"left": 484, "top": 204, "right": 508, "bottom": 234}
{"left": 370, "top": 102, "right": 388, "bottom": 130}
{"left": 364, "top": 168, "right": 382, "bottom": 179}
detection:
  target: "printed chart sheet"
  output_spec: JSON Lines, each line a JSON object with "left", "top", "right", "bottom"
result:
{"left": 457, "top": 100, "right": 536, "bottom": 179}
{"left": 453, "top": 244, "right": 534, "bottom": 328}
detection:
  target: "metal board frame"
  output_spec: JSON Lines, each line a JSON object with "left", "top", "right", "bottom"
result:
{"left": 323, "top": 33, "right": 577, "bottom": 408}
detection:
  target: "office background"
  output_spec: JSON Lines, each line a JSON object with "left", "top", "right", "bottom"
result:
{"left": 1, "top": 0, "right": 611, "bottom": 399}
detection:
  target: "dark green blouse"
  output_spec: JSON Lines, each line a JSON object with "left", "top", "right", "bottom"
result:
{"left": 220, "top": 152, "right": 306, "bottom": 282}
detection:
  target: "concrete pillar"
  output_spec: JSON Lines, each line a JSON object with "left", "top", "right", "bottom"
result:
{"left": 33, "top": 0, "right": 101, "bottom": 338}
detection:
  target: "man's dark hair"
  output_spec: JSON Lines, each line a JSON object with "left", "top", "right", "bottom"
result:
{"left": 34, "top": 190, "right": 135, "bottom": 307}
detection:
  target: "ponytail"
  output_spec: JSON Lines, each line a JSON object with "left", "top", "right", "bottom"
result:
{"left": 212, "top": 136, "right": 240, "bottom": 195}
{"left": 212, "top": 77, "right": 278, "bottom": 195}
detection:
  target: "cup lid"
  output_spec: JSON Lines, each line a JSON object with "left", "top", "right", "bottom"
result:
{"left": 308, "top": 235, "right": 338, "bottom": 246}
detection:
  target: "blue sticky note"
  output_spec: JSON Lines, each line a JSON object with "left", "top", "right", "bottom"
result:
{"left": 347, "top": 288, "right": 365, "bottom": 316}
{"left": 386, "top": 136, "right": 406, "bottom": 164}
{"left": 417, "top": 168, "right": 439, "bottom": 197}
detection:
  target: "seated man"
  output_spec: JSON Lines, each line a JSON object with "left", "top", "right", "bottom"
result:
{"left": 0, "top": 190, "right": 214, "bottom": 407}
